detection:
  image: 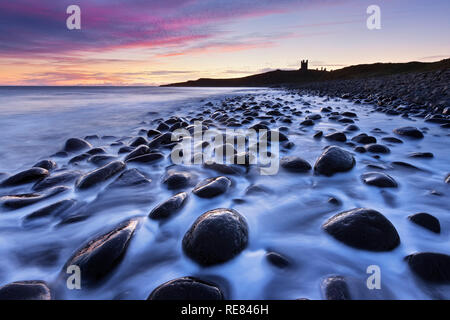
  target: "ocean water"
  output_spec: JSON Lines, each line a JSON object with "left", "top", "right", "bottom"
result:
{"left": 0, "top": 86, "right": 449, "bottom": 300}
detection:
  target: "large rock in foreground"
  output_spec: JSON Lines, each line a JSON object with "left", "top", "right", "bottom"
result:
{"left": 314, "top": 146, "right": 355, "bottom": 176}
{"left": 62, "top": 219, "right": 138, "bottom": 285}
{"left": 0, "top": 281, "right": 51, "bottom": 300}
{"left": 322, "top": 208, "right": 400, "bottom": 251}
{"left": 148, "top": 277, "right": 224, "bottom": 300}
{"left": 182, "top": 208, "right": 248, "bottom": 266}
{"left": 405, "top": 252, "right": 450, "bottom": 283}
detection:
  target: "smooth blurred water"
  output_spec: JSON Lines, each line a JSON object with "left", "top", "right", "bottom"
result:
{"left": 0, "top": 87, "right": 449, "bottom": 300}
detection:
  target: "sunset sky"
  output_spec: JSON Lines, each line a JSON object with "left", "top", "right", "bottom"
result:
{"left": 0, "top": 0, "right": 449, "bottom": 86}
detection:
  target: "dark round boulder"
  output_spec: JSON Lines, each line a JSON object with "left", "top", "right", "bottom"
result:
{"left": 321, "top": 276, "right": 350, "bottom": 300}
{"left": 314, "top": 146, "right": 355, "bottom": 176}
{"left": 193, "top": 176, "right": 231, "bottom": 198}
{"left": 361, "top": 172, "right": 398, "bottom": 188}
{"left": 405, "top": 252, "right": 450, "bottom": 283}
{"left": 351, "top": 133, "right": 376, "bottom": 144}
{"left": 365, "top": 144, "right": 390, "bottom": 154}
{"left": 408, "top": 213, "right": 440, "bottom": 233}
{"left": 322, "top": 208, "right": 400, "bottom": 251}
{"left": 325, "top": 132, "right": 347, "bottom": 142}
{"left": 64, "top": 138, "right": 92, "bottom": 152}
{"left": 148, "top": 277, "right": 224, "bottom": 300}
{"left": 280, "top": 156, "right": 312, "bottom": 173}
{"left": 182, "top": 208, "right": 248, "bottom": 266}
{"left": 163, "top": 171, "right": 192, "bottom": 190}
{"left": 149, "top": 192, "right": 188, "bottom": 220}
{"left": 393, "top": 126, "right": 424, "bottom": 139}
{"left": 0, "top": 281, "right": 51, "bottom": 300}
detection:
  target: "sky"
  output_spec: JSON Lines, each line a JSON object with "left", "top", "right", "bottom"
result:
{"left": 0, "top": 0, "right": 449, "bottom": 86}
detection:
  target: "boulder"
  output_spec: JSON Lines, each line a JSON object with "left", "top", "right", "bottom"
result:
{"left": 322, "top": 208, "right": 400, "bottom": 251}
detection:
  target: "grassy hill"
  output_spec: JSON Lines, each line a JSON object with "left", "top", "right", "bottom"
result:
{"left": 162, "top": 58, "right": 450, "bottom": 87}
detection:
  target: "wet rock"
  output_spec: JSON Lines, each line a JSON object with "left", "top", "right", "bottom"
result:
{"left": 23, "top": 199, "right": 76, "bottom": 227}
{"left": 382, "top": 137, "right": 403, "bottom": 144}
{"left": 126, "top": 153, "right": 164, "bottom": 164}
{"left": 345, "top": 124, "right": 359, "bottom": 131}
{"left": 351, "top": 133, "right": 377, "bottom": 144}
{"left": 107, "top": 168, "right": 151, "bottom": 188}
{"left": 124, "top": 145, "right": 150, "bottom": 161}
{"left": 361, "top": 172, "right": 398, "bottom": 188}
{"left": 64, "top": 138, "right": 92, "bottom": 152}
{"left": 0, "top": 281, "right": 51, "bottom": 300}
{"left": 193, "top": 176, "right": 231, "bottom": 198}
{"left": 1, "top": 168, "right": 49, "bottom": 187}
{"left": 321, "top": 276, "right": 351, "bottom": 300}
{"left": 33, "top": 160, "right": 57, "bottom": 171}
{"left": 1, "top": 186, "right": 69, "bottom": 209}
{"left": 408, "top": 213, "right": 440, "bottom": 233}
{"left": 62, "top": 219, "right": 138, "bottom": 285}
{"left": 408, "top": 152, "right": 434, "bottom": 158}
{"left": 265, "top": 251, "right": 290, "bottom": 269}
{"left": 306, "top": 113, "right": 321, "bottom": 120}
{"left": 260, "top": 130, "right": 289, "bottom": 142}
{"left": 203, "top": 162, "right": 245, "bottom": 175}
{"left": 446, "top": 174, "right": 450, "bottom": 184}
{"left": 86, "top": 147, "right": 106, "bottom": 155}
{"left": 354, "top": 146, "right": 366, "bottom": 153}
{"left": 147, "top": 129, "right": 161, "bottom": 137}
{"left": 325, "top": 132, "right": 347, "bottom": 142}
{"left": 365, "top": 144, "right": 390, "bottom": 154}
{"left": 33, "top": 171, "right": 81, "bottom": 191}
{"left": 88, "top": 155, "right": 117, "bottom": 166}
{"left": 300, "top": 119, "right": 314, "bottom": 126}
{"left": 182, "top": 208, "right": 248, "bottom": 266}
{"left": 280, "top": 156, "right": 312, "bottom": 173}
{"left": 314, "top": 146, "right": 355, "bottom": 176}
{"left": 149, "top": 192, "right": 188, "bottom": 220}
{"left": 341, "top": 111, "right": 357, "bottom": 118}
{"left": 322, "top": 208, "right": 400, "bottom": 251}
{"left": 68, "top": 153, "right": 90, "bottom": 164}
{"left": 393, "top": 126, "right": 424, "bottom": 139}
{"left": 148, "top": 277, "right": 223, "bottom": 300}
{"left": 405, "top": 252, "right": 450, "bottom": 283}
{"left": 76, "top": 161, "right": 126, "bottom": 189}
{"left": 313, "top": 131, "right": 323, "bottom": 139}
{"left": 163, "top": 171, "right": 192, "bottom": 190}
{"left": 129, "top": 136, "right": 148, "bottom": 147}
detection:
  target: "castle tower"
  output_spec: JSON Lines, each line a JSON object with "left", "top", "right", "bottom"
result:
{"left": 300, "top": 59, "right": 308, "bottom": 71}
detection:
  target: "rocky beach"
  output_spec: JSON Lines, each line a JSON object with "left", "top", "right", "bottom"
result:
{"left": 0, "top": 82, "right": 449, "bottom": 300}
